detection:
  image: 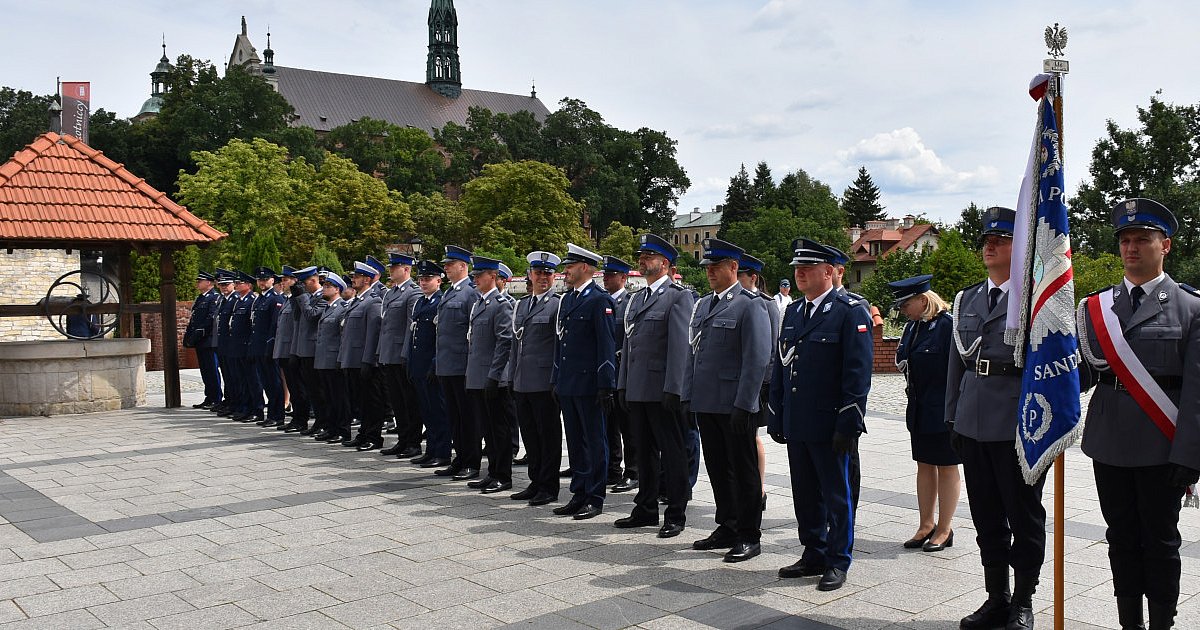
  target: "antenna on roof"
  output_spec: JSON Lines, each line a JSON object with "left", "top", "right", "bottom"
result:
{"left": 531, "top": 78, "right": 536, "bottom": 99}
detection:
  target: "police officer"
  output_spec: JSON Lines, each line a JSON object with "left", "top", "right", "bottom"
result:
{"left": 1077, "top": 199, "right": 1200, "bottom": 630}
{"left": 250, "top": 267, "right": 285, "bottom": 426}
{"left": 552, "top": 243, "right": 617, "bottom": 520}
{"left": 770, "top": 240, "right": 873, "bottom": 589}
{"left": 314, "top": 273, "right": 351, "bottom": 443}
{"left": 736, "top": 253, "right": 779, "bottom": 512}
{"left": 228, "top": 271, "right": 260, "bottom": 422}
{"left": 614, "top": 234, "right": 695, "bottom": 538}
{"left": 435, "top": 246, "right": 482, "bottom": 480}
{"left": 379, "top": 253, "right": 424, "bottom": 458}
{"left": 405, "top": 260, "right": 452, "bottom": 468}
{"left": 292, "top": 267, "right": 326, "bottom": 435}
{"left": 946, "top": 206, "right": 1044, "bottom": 630}
{"left": 187, "top": 271, "right": 222, "bottom": 409}
{"left": 342, "top": 261, "right": 386, "bottom": 450}
{"left": 509, "top": 251, "right": 563, "bottom": 506}
{"left": 211, "top": 270, "right": 238, "bottom": 417}
{"left": 463, "top": 256, "right": 516, "bottom": 493}
{"left": 686, "top": 238, "right": 772, "bottom": 563}
{"left": 602, "top": 255, "right": 637, "bottom": 492}
{"left": 829, "top": 243, "right": 869, "bottom": 518}
{"left": 275, "top": 266, "right": 312, "bottom": 432}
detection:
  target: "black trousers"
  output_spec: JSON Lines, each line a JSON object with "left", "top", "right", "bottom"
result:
{"left": 196, "top": 346, "right": 222, "bottom": 403}
{"left": 345, "top": 368, "right": 362, "bottom": 424}
{"left": 470, "top": 389, "right": 512, "bottom": 483}
{"left": 1094, "top": 461, "right": 1186, "bottom": 604}
{"left": 282, "top": 356, "right": 311, "bottom": 425}
{"left": 298, "top": 356, "right": 325, "bottom": 431}
{"left": 629, "top": 401, "right": 689, "bottom": 525}
{"left": 235, "top": 356, "right": 261, "bottom": 415}
{"left": 696, "top": 412, "right": 761, "bottom": 543}
{"left": 382, "top": 364, "right": 420, "bottom": 448}
{"left": 318, "top": 368, "right": 351, "bottom": 439}
{"left": 354, "top": 365, "right": 387, "bottom": 442}
{"left": 960, "top": 437, "right": 1047, "bottom": 571}
{"left": 255, "top": 356, "right": 283, "bottom": 421}
{"left": 514, "top": 391, "right": 560, "bottom": 497}
{"left": 606, "top": 403, "right": 636, "bottom": 480}
{"left": 439, "top": 375, "right": 479, "bottom": 470}
{"left": 501, "top": 388, "right": 519, "bottom": 455}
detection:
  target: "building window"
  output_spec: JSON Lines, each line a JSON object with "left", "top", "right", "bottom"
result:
{"left": 695, "top": 232, "right": 700, "bottom": 244}
{"left": 694, "top": 251, "right": 700, "bottom": 261}
{"left": 683, "top": 234, "right": 688, "bottom": 244}
{"left": 704, "top": 231, "right": 710, "bottom": 239}
{"left": 855, "top": 270, "right": 861, "bottom": 283}
{"left": 673, "top": 234, "right": 679, "bottom": 245}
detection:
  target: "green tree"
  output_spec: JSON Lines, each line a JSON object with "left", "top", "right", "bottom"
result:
{"left": 778, "top": 168, "right": 844, "bottom": 223}
{"left": 719, "top": 163, "right": 753, "bottom": 235}
{"left": 633, "top": 127, "right": 690, "bottom": 235}
{"left": 922, "top": 229, "right": 985, "bottom": 301}
{"left": 858, "top": 248, "right": 927, "bottom": 321}
{"left": 598, "top": 221, "right": 639, "bottom": 263}
{"left": 673, "top": 251, "right": 708, "bottom": 292}
{"left": 0, "top": 87, "right": 54, "bottom": 160}
{"left": 750, "top": 161, "right": 776, "bottom": 209}
{"left": 310, "top": 241, "right": 344, "bottom": 275}
{"left": 459, "top": 160, "right": 589, "bottom": 255}
{"left": 954, "top": 202, "right": 985, "bottom": 248}
{"left": 405, "top": 191, "right": 471, "bottom": 259}
{"left": 307, "top": 154, "right": 413, "bottom": 264}
{"left": 129, "top": 246, "right": 201, "bottom": 303}
{"left": 841, "top": 166, "right": 886, "bottom": 228}
{"left": 1071, "top": 252, "right": 1124, "bottom": 301}
{"left": 473, "top": 246, "right": 526, "bottom": 278}
{"left": 724, "top": 205, "right": 852, "bottom": 294}
{"left": 240, "top": 229, "right": 282, "bottom": 273}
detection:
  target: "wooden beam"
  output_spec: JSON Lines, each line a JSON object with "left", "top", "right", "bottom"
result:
{"left": 117, "top": 247, "right": 134, "bottom": 337}
{"left": 159, "top": 249, "right": 181, "bottom": 408}
{"left": 0, "top": 302, "right": 162, "bottom": 318}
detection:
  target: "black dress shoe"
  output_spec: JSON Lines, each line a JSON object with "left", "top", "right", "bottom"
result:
{"left": 433, "top": 465, "right": 461, "bottom": 476}
{"left": 342, "top": 435, "right": 367, "bottom": 448}
{"left": 422, "top": 458, "right": 451, "bottom": 469}
{"left": 528, "top": 492, "right": 557, "bottom": 506}
{"left": 480, "top": 480, "right": 512, "bottom": 494}
{"left": 192, "top": 401, "right": 211, "bottom": 409}
{"left": 573, "top": 504, "right": 603, "bottom": 520}
{"left": 356, "top": 441, "right": 382, "bottom": 452}
{"left": 657, "top": 523, "right": 684, "bottom": 539}
{"left": 553, "top": 498, "right": 585, "bottom": 515}
{"left": 467, "top": 476, "right": 495, "bottom": 489}
{"left": 399, "top": 446, "right": 422, "bottom": 458}
{"left": 298, "top": 426, "right": 317, "bottom": 436}
{"left": 510, "top": 487, "right": 537, "bottom": 501}
{"left": 612, "top": 478, "right": 639, "bottom": 493}
{"left": 922, "top": 530, "right": 953, "bottom": 552}
{"left": 410, "top": 452, "right": 433, "bottom": 465}
{"left": 659, "top": 495, "right": 668, "bottom": 505}
{"left": 724, "top": 542, "right": 761, "bottom": 563}
{"left": 255, "top": 418, "right": 272, "bottom": 426}
{"left": 380, "top": 442, "right": 406, "bottom": 456}
{"left": 512, "top": 455, "right": 529, "bottom": 465}
{"left": 606, "top": 473, "right": 623, "bottom": 486}
{"left": 903, "top": 530, "right": 933, "bottom": 549}
{"left": 323, "top": 433, "right": 348, "bottom": 443}
{"left": 311, "top": 430, "right": 332, "bottom": 440}
{"left": 559, "top": 468, "right": 573, "bottom": 478}
{"left": 692, "top": 530, "right": 738, "bottom": 551}
{"left": 452, "top": 468, "right": 479, "bottom": 481}
{"left": 613, "top": 514, "right": 658, "bottom": 529}
{"left": 817, "top": 568, "right": 847, "bottom": 591}
{"left": 778, "top": 558, "right": 826, "bottom": 578}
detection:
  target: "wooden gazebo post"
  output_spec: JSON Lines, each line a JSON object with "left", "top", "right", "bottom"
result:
{"left": 158, "top": 247, "right": 181, "bottom": 408}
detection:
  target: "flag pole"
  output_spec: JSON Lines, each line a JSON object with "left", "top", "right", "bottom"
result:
{"left": 1043, "top": 23, "right": 1069, "bottom": 630}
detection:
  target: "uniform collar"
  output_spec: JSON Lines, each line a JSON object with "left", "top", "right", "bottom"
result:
{"left": 479, "top": 287, "right": 498, "bottom": 301}
{"left": 452, "top": 277, "right": 470, "bottom": 290}
{"left": 1123, "top": 272, "right": 1166, "bottom": 295}
{"left": 803, "top": 285, "right": 835, "bottom": 311}
{"left": 986, "top": 278, "right": 1011, "bottom": 294}
{"left": 714, "top": 281, "right": 740, "bottom": 301}
{"left": 610, "top": 287, "right": 626, "bottom": 301}
{"left": 647, "top": 275, "right": 670, "bottom": 293}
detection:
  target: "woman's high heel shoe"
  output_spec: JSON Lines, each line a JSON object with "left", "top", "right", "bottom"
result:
{"left": 903, "top": 530, "right": 933, "bottom": 549}
{"left": 923, "top": 530, "right": 953, "bottom": 552}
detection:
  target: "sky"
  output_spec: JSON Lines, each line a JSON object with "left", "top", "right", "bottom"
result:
{"left": 4, "top": 0, "right": 1199, "bottom": 225}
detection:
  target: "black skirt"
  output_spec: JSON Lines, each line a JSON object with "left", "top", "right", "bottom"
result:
{"left": 910, "top": 431, "right": 960, "bottom": 466}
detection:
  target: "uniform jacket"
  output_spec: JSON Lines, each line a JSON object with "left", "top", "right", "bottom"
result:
{"left": 464, "top": 289, "right": 515, "bottom": 389}
{"left": 314, "top": 299, "right": 347, "bottom": 370}
{"left": 759, "top": 291, "right": 781, "bottom": 384}
{"left": 1078, "top": 276, "right": 1200, "bottom": 469}
{"left": 291, "top": 290, "right": 324, "bottom": 358}
{"left": 360, "top": 285, "right": 385, "bottom": 367}
{"left": 944, "top": 281, "right": 1022, "bottom": 442}
{"left": 225, "top": 292, "right": 256, "bottom": 359}
{"left": 338, "top": 292, "right": 380, "bottom": 370}
{"left": 611, "top": 288, "right": 630, "bottom": 361}
{"left": 768, "top": 289, "right": 873, "bottom": 440}
{"left": 378, "top": 279, "right": 421, "bottom": 365}
{"left": 187, "top": 289, "right": 220, "bottom": 348}
{"left": 249, "top": 289, "right": 284, "bottom": 358}
{"left": 896, "top": 311, "right": 953, "bottom": 435}
{"left": 435, "top": 279, "right": 480, "bottom": 377}
{"left": 214, "top": 292, "right": 235, "bottom": 352}
{"left": 552, "top": 281, "right": 617, "bottom": 396}
{"left": 684, "top": 286, "right": 772, "bottom": 415}
{"left": 510, "top": 291, "right": 561, "bottom": 393}
{"left": 617, "top": 280, "right": 694, "bottom": 402}
{"left": 404, "top": 292, "right": 441, "bottom": 380}
{"left": 273, "top": 291, "right": 299, "bottom": 360}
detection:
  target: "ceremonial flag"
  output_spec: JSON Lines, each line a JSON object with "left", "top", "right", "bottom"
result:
{"left": 1006, "top": 76, "right": 1082, "bottom": 485}
{"left": 60, "top": 82, "right": 90, "bottom": 144}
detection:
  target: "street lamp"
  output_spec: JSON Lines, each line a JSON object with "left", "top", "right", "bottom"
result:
{"left": 407, "top": 236, "right": 424, "bottom": 258}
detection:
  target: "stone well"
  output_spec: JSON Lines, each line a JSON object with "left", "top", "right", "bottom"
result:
{"left": 0, "top": 338, "right": 150, "bottom": 416}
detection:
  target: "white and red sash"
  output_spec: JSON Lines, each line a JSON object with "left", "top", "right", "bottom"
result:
{"left": 1086, "top": 289, "right": 1177, "bottom": 440}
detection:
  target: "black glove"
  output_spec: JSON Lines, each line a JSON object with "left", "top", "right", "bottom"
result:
{"left": 617, "top": 390, "right": 630, "bottom": 413}
{"left": 426, "top": 370, "right": 438, "bottom": 384}
{"left": 1167, "top": 464, "right": 1200, "bottom": 488}
{"left": 832, "top": 431, "right": 857, "bottom": 455}
{"left": 290, "top": 284, "right": 305, "bottom": 297}
{"left": 597, "top": 388, "right": 614, "bottom": 415}
{"left": 731, "top": 407, "right": 753, "bottom": 432}
{"left": 485, "top": 378, "right": 500, "bottom": 400}
{"left": 950, "top": 430, "right": 965, "bottom": 457}
{"left": 662, "top": 392, "right": 681, "bottom": 415}
{"left": 769, "top": 432, "right": 788, "bottom": 445}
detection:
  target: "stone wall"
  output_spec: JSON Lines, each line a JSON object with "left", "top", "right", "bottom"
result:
{"left": 872, "top": 325, "right": 901, "bottom": 373}
{"left": 0, "top": 339, "right": 148, "bottom": 416}
{"left": 0, "top": 249, "right": 79, "bottom": 341}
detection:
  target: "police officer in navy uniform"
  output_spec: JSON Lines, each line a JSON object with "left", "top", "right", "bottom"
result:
{"left": 687, "top": 238, "right": 772, "bottom": 563}
{"left": 946, "top": 207, "right": 1044, "bottom": 630}
{"left": 552, "top": 243, "right": 618, "bottom": 520}
{"left": 275, "top": 266, "right": 312, "bottom": 432}
{"left": 435, "top": 246, "right": 482, "bottom": 480}
{"left": 249, "top": 267, "right": 285, "bottom": 426}
{"left": 211, "top": 270, "right": 238, "bottom": 416}
{"left": 379, "top": 253, "right": 424, "bottom": 458}
{"left": 1076, "top": 199, "right": 1200, "bottom": 630}
{"left": 188, "top": 271, "right": 222, "bottom": 409}
{"left": 602, "top": 255, "right": 638, "bottom": 492}
{"left": 770, "top": 240, "right": 873, "bottom": 590}
{"left": 341, "top": 260, "right": 387, "bottom": 450}
{"left": 614, "top": 234, "right": 695, "bottom": 538}
{"left": 314, "top": 273, "right": 351, "bottom": 443}
{"left": 509, "top": 251, "right": 563, "bottom": 506}
{"left": 228, "top": 271, "right": 260, "bottom": 421}
{"left": 405, "top": 260, "right": 452, "bottom": 468}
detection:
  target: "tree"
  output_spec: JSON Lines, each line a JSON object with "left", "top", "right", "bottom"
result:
{"left": 323, "top": 117, "right": 444, "bottom": 195}
{"left": 405, "top": 191, "right": 471, "bottom": 259}
{"left": 1072, "top": 252, "right": 1124, "bottom": 301}
{"left": 841, "top": 166, "right": 886, "bottom": 228}
{"left": 633, "top": 128, "right": 690, "bottom": 235}
{"left": 750, "top": 161, "right": 776, "bottom": 209}
{"left": 458, "top": 160, "right": 588, "bottom": 255}
{"left": 857, "top": 248, "right": 927, "bottom": 321}
{"left": 954, "top": 202, "right": 985, "bottom": 248}
{"left": 724, "top": 205, "right": 853, "bottom": 294}
{"left": 306, "top": 154, "right": 413, "bottom": 264}
{"left": 240, "top": 229, "right": 282, "bottom": 273}
{"left": 719, "top": 163, "right": 753, "bottom": 235}
{"left": 310, "top": 241, "right": 344, "bottom": 275}
{"left": 0, "top": 87, "right": 54, "bottom": 161}
{"left": 922, "top": 229, "right": 985, "bottom": 301}
{"left": 129, "top": 246, "right": 201, "bottom": 303}
{"left": 598, "top": 221, "right": 639, "bottom": 264}
{"left": 473, "top": 246, "right": 527, "bottom": 278}
{"left": 673, "top": 251, "right": 708, "bottom": 292}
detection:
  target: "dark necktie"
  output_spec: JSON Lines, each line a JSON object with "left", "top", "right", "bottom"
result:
{"left": 705, "top": 293, "right": 718, "bottom": 316}
{"left": 1130, "top": 286, "right": 1145, "bottom": 311}
{"left": 988, "top": 287, "right": 1002, "bottom": 311}
{"left": 802, "top": 300, "right": 814, "bottom": 324}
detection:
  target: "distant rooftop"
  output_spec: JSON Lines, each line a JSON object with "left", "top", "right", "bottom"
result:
{"left": 673, "top": 206, "right": 723, "bottom": 230}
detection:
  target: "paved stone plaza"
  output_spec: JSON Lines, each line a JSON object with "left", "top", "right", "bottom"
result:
{"left": 0, "top": 371, "right": 1195, "bottom": 629}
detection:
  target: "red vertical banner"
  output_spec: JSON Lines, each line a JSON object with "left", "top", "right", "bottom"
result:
{"left": 60, "top": 82, "right": 90, "bottom": 143}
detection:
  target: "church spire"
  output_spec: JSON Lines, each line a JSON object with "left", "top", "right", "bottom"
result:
{"left": 425, "top": 0, "right": 461, "bottom": 98}
{"left": 151, "top": 37, "right": 171, "bottom": 98}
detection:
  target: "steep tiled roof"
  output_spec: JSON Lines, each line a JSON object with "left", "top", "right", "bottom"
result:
{"left": 0, "top": 133, "right": 226, "bottom": 244}
{"left": 273, "top": 66, "right": 551, "bottom": 133}
{"left": 851, "top": 223, "right": 938, "bottom": 263}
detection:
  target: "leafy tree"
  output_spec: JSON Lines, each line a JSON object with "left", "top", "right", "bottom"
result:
{"left": 240, "top": 229, "right": 282, "bottom": 273}
{"left": 857, "top": 248, "right": 927, "bottom": 321}
{"left": 922, "top": 229, "right": 985, "bottom": 301}
{"left": 0, "top": 87, "right": 54, "bottom": 160}
{"left": 306, "top": 154, "right": 413, "bottom": 264}
{"left": 750, "top": 161, "right": 777, "bottom": 209}
{"left": 954, "top": 202, "right": 985, "bottom": 247}
{"left": 673, "top": 251, "right": 708, "bottom": 292}
{"left": 598, "top": 221, "right": 639, "bottom": 264}
{"left": 724, "top": 205, "right": 853, "bottom": 295}
{"left": 841, "top": 166, "right": 886, "bottom": 228}
{"left": 778, "top": 168, "right": 845, "bottom": 223}
{"left": 633, "top": 128, "right": 690, "bottom": 235}
{"left": 719, "top": 163, "right": 753, "bottom": 235}
{"left": 267, "top": 126, "right": 324, "bottom": 167}
{"left": 310, "top": 241, "right": 344, "bottom": 275}
{"left": 459, "top": 160, "right": 589, "bottom": 255}
{"left": 473, "top": 246, "right": 527, "bottom": 279}
{"left": 405, "top": 191, "right": 471, "bottom": 259}
{"left": 323, "top": 118, "right": 444, "bottom": 195}
{"left": 1072, "top": 252, "right": 1124, "bottom": 301}
{"left": 130, "top": 246, "right": 201, "bottom": 303}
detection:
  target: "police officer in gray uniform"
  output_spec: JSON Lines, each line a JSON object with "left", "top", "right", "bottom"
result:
{"left": 1077, "top": 198, "right": 1200, "bottom": 630}
{"left": 274, "top": 266, "right": 312, "bottom": 432}
{"left": 339, "top": 260, "right": 386, "bottom": 450}
{"left": 614, "top": 234, "right": 695, "bottom": 538}
{"left": 685, "top": 238, "right": 772, "bottom": 563}
{"left": 436, "top": 246, "right": 482, "bottom": 480}
{"left": 293, "top": 267, "right": 327, "bottom": 436}
{"left": 314, "top": 273, "right": 351, "bottom": 443}
{"left": 379, "top": 253, "right": 424, "bottom": 458}
{"left": 462, "top": 255, "right": 516, "bottom": 493}
{"left": 946, "top": 207, "right": 1043, "bottom": 630}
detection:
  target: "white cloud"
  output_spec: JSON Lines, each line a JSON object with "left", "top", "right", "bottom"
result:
{"left": 826, "top": 128, "right": 1000, "bottom": 195}
{"left": 689, "top": 114, "right": 811, "bottom": 141}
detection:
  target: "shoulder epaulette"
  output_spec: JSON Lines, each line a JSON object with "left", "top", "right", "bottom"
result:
{"left": 666, "top": 283, "right": 684, "bottom": 291}
{"left": 757, "top": 291, "right": 773, "bottom": 301}
{"left": 1180, "top": 283, "right": 1200, "bottom": 299}
{"left": 739, "top": 288, "right": 757, "bottom": 299}
{"left": 1084, "top": 284, "right": 1114, "bottom": 299}
{"left": 835, "top": 292, "right": 858, "bottom": 306}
